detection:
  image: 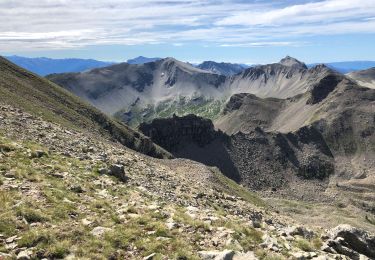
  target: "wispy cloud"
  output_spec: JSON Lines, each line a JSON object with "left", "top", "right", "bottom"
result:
{"left": 0, "top": 0, "right": 374, "bottom": 51}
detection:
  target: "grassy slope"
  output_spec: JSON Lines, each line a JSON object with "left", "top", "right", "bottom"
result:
{"left": 0, "top": 131, "right": 265, "bottom": 259}
{"left": 0, "top": 57, "right": 170, "bottom": 159}
{"left": 115, "top": 98, "right": 226, "bottom": 128}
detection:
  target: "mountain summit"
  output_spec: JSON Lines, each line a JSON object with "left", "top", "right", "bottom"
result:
{"left": 279, "top": 56, "right": 307, "bottom": 69}
{"left": 126, "top": 56, "right": 162, "bottom": 64}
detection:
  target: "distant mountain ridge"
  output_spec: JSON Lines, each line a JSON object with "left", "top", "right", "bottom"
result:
{"left": 197, "top": 61, "right": 249, "bottom": 76}
{"left": 126, "top": 56, "right": 162, "bottom": 64}
{"left": 307, "top": 61, "right": 375, "bottom": 73}
{"left": 48, "top": 56, "right": 348, "bottom": 127}
{"left": 4, "top": 55, "right": 115, "bottom": 76}
{"left": 347, "top": 67, "right": 375, "bottom": 89}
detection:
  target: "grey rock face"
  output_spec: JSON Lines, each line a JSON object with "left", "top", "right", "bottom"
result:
{"left": 327, "top": 224, "right": 375, "bottom": 258}
{"left": 139, "top": 114, "right": 221, "bottom": 151}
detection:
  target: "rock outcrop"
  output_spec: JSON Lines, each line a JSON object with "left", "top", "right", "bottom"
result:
{"left": 320, "top": 225, "right": 375, "bottom": 259}
{"left": 140, "top": 115, "right": 335, "bottom": 196}
{"left": 139, "top": 114, "right": 221, "bottom": 152}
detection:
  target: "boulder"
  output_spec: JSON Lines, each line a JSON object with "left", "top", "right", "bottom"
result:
{"left": 323, "top": 238, "right": 360, "bottom": 259}
{"left": 232, "top": 251, "right": 258, "bottom": 260}
{"left": 109, "top": 164, "right": 126, "bottom": 181}
{"left": 282, "top": 226, "right": 314, "bottom": 239}
{"left": 17, "top": 249, "right": 32, "bottom": 260}
{"left": 327, "top": 224, "right": 375, "bottom": 258}
{"left": 198, "top": 250, "right": 235, "bottom": 260}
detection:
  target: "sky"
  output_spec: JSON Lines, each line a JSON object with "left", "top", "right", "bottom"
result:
{"left": 1, "top": 0, "right": 375, "bottom": 64}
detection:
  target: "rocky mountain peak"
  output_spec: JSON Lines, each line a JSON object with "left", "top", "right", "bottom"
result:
{"left": 126, "top": 56, "right": 161, "bottom": 64}
{"left": 279, "top": 56, "right": 307, "bottom": 69}
{"left": 160, "top": 57, "right": 214, "bottom": 74}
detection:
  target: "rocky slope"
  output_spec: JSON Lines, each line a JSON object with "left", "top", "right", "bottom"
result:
{"left": 227, "top": 59, "right": 343, "bottom": 100}
{"left": 347, "top": 67, "right": 375, "bottom": 89}
{"left": 0, "top": 56, "right": 170, "bottom": 159}
{"left": 46, "top": 56, "right": 344, "bottom": 127}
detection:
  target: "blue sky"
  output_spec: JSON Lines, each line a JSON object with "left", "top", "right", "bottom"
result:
{"left": 1, "top": 0, "right": 375, "bottom": 64}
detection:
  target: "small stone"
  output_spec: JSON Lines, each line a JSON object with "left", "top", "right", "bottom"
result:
{"left": 109, "top": 164, "right": 126, "bottom": 181}
{"left": 17, "top": 249, "right": 32, "bottom": 260}
{"left": 50, "top": 172, "right": 65, "bottom": 178}
{"left": 198, "top": 250, "right": 235, "bottom": 260}
{"left": 143, "top": 253, "right": 156, "bottom": 260}
{"left": 5, "top": 235, "right": 18, "bottom": 243}
{"left": 252, "top": 220, "right": 262, "bottom": 229}
{"left": 156, "top": 236, "right": 171, "bottom": 241}
{"left": 284, "top": 242, "right": 291, "bottom": 250}
{"left": 0, "top": 253, "right": 12, "bottom": 259}
{"left": 284, "top": 226, "right": 314, "bottom": 239}
{"left": 81, "top": 218, "right": 93, "bottom": 226}
{"left": 70, "top": 185, "right": 84, "bottom": 193}
{"left": 5, "top": 242, "right": 18, "bottom": 250}
{"left": 30, "top": 150, "right": 47, "bottom": 159}
{"left": 166, "top": 222, "right": 177, "bottom": 230}
{"left": 186, "top": 206, "right": 199, "bottom": 212}
{"left": 4, "top": 172, "right": 15, "bottom": 178}
{"left": 90, "top": 226, "right": 112, "bottom": 237}
{"left": 98, "top": 168, "right": 108, "bottom": 175}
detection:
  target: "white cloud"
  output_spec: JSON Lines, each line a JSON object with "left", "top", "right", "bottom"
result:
{"left": 0, "top": 0, "right": 374, "bottom": 51}
{"left": 216, "top": 0, "right": 375, "bottom": 26}
{"left": 220, "top": 42, "right": 304, "bottom": 47}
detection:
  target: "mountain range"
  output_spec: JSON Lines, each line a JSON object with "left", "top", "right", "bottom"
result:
{"left": 4, "top": 55, "right": 115, "bottom": 76}
{"left": 1, "top": 55, "right": 375, "bottom": 259}
{"left": 5, "top": 54, "right": 375, "bottom": 78}
{"left": 46, "top": 56, "right": 350, "bottom": 126}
